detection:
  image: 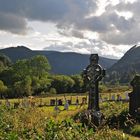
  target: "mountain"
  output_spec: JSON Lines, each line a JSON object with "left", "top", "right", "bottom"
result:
{"left": 0, "top": 46, "right": 117, "bottom": 75}
{"left": 108, "top": 45, "right": 140, "bottom": 83}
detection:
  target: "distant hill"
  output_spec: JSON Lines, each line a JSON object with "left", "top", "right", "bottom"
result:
{"left": 0, "top": 46, "right": 117, "bottom": 75}
{"left": 107, "top": 45, "right": 140, "bottom": 83}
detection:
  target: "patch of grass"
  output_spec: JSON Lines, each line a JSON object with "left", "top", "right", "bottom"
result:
{"left": 131, "top": 125, "right": 140, "bottom": 137}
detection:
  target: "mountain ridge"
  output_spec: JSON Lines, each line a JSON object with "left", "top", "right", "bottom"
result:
{"left": 108, "top": 45, "right": 140, "bottom": 83}
{"left": 0, "top": 46, "right": 117, "bottom": 75}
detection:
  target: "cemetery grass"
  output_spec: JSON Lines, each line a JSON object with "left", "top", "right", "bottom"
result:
{"left": 0, "top": 94, "right": 139, "bottom": 139}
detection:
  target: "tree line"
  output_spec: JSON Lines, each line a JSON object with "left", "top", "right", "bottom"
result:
{"left": 0, "top": 54, "right": 86, "bottom": 98}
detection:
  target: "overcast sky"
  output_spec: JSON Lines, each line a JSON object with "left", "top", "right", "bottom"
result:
{"left": 0, "top": 0, "right": 139, "bottom": 59}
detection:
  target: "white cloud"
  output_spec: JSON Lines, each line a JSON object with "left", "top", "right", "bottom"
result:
{"left": 0, "top": 0, "right": 139, "bottom": 59}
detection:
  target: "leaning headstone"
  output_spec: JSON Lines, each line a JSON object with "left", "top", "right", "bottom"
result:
{"left": 111, "top": 95, "right": 115, "bottom": 101}
{"left": 58, "top": 99, "right": 63, "bottom": 106}
{"left": 50, "top": 99, "right": 55, "bottom": 106}
{"left": 129, "top": 75, "right": 140, "bottom": 116}
{"left": 64, "top": 100, "right": 69, "bottom": 110}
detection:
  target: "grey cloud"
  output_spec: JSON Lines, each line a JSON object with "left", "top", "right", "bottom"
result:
{"left": 58, "top": 29, "right": 84, "bottom": 38}
{"left": 0, "top": 12, "right": 29, "bottom": 34}
{"left": 97, "top": 1, "right": 140, "bottom": 45}
{"left": 0, "top": 0, "right": 140, "bottom": 47}
{"left": 43, "top": 40, "right": 122, "bottom": 58}
{"left": 0, "top": 0, "right": 97, "bottom": 34}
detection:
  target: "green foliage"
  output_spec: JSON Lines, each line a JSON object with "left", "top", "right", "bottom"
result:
{"left": 49, "top": 88, "right": 57, "bottom": 94}
{"left": 51, "top": 75, "right": 75, "bottom": 93}
{"left": 71, "top": 75, "right": 84, "bottom": 92}
{"left": 0, "top": 106, "right": 129, "bottom": 140}
{"left": 0, "top": 54, "right": 12, "bottom": 72}
{"left": 0, "top": 55, "right": 51, "bottom": 98}
{"left": 0, "top": 80, "right": 7, "bottom": 98}
{"left": 14, "top": 76, "right": 32, "bottom": 97}
{"left": 131, "top": 125, "right": 140, "bottom": 137}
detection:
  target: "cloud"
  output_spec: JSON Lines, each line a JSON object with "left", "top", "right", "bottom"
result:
{"left": 0, "top": 0, "right": 140, "bottom": 58}
{"left": 0, "top": 0, "right": 97, "bottom": 34}
{"left": 0, "top": 12, "right": 29, "bottom": 34}
{"left": 43, "top": 39, "right": 127, "bottom": 59}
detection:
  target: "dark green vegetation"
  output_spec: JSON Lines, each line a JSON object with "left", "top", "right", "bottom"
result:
{"left": 1, "top": 45, "right": 140, "bottom": 84}
{"left": 0, "top": 54, "right": 87, "bottom": 98}
{"left": 0, "top": 46, "right": 117, "bottom": 75}
{"left": 0, "top": 101, "right": 137, "bottom": 140}
{"left": 0, "top": 46, "right": 140, "bottom": 139}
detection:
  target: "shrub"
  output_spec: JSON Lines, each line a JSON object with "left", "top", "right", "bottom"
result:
{"left": 49, "top": 88, "right": 57, "bottom": 94}
{"left": 131, "top": 125, "right": 140, "bottom": 137}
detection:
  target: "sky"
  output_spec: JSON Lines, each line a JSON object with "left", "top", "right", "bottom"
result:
{"left": 0, "top": 0, "right": 140, "bottom": 59}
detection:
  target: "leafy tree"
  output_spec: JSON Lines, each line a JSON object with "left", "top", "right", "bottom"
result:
{"left": 51, "top": 75, "right": 75, "bottom": 93}
{"left": 29, "top": 55, "right": 51, "bottom": 78}
{"left": 14, "top": 76, "right": 32, "bottom": 97}
{"left": 3, "top": 55, "right": 51, "bottom": 97}
{"left": 71, "top": 75, "right": 84, "bottom": 92}
{"left": 12, "top": 59, "right": 29, "bottom": 80}
{"left": 0, "top": 54, "right": 12, "bottom": 72}
{"left": 0, "top": 80, "right": 8, "bottom": 98}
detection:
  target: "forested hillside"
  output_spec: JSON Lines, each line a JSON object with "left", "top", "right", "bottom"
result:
{"left": 0, "top": 46, "right": 117, "bottom": 75}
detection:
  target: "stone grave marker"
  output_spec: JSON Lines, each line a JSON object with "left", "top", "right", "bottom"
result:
{"left": 50, "top": 99, "right": 55, "bottom": 106}
{"left": 111, "top": 95, "right": 115, "bottom": 101}
{"left": 82, "top": 54, "right": 105, "bottom": 126}
{"left": 129, "top": 75, "right": 140, "bottom": 116}
{"left": 58, "top": 99, "right": 63, "bottom": 106}
{"left": 125, "top": 92, "right": 129, "bottom": 101}
{"left": 64, "top": 100, "right": 69, "bottom": 110}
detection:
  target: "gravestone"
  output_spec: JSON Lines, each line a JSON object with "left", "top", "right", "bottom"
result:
{"left": 125, "top": 92, "right": 129, "bottom": 101}
{"left": 64, "top": 100, "right": 69, "bottom": 110}
{"left": 111, "top": 95, "right": 115, "bottom": 101}
{"left": 116, "top": 94, "right": 121, "bottom": 101}
{"left": 129, "top": 75, "right": 140, "bottom": 116}
{"left": 54, "top": 98, "right": 60, "bottom": 112}
{"left": 67, "top": 100, "right": 71, "bottom": 105}
{"left": 82, "top": 54, "right": 105, "bottom": 126}
{"left": 50, "top": 99, "right": 55, "bottom": 106}
{"left": 58, "top": 99, "right": 63, "bottom": 106}
{"left": 75, "top": 96, "right": 79, "bottom": 108}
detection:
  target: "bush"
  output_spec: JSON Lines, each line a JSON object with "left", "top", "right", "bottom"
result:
{"left": 49, "top": 88, "right": 57, "bottom": 94}
{"left": 131, "top": 125, "right": 140, "bottom": 137}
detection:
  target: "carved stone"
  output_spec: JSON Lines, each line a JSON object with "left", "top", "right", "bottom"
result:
{"left": 129, "top": 75, "right": 140, "bottom": 116}
{"left": 82, "top": 54, "right": 105, "bottom": 126}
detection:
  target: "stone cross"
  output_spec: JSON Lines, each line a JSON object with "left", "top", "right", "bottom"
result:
{"left": 83, "top": 54, "right": 105, "bottom": 111}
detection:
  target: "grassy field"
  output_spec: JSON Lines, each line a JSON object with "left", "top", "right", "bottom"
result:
{"left": 0, "top": 91, "right": 139, "bottom": 139}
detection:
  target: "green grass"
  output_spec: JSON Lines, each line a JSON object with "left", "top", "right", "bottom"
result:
{"left": 0, "top": 92, "right": 139, "bottom": 139}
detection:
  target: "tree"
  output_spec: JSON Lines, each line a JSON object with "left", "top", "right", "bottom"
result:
{"left": 51, "top": 75, "right": 75, "bottom": 93}
{"left": 12, "top": 55, "right": 51, "bottom": 97}
{"left": 14, "top": 76, "right": 32, "bottom": 97}
{"left": 0, "top": 80, "right": 8, "bottom": 98}
{"left": 0, "top": 54, "right": 12, "bottom": 72}
{"left": 29, "top": 55, "right": 51, "bottom": 78}
{"left": 71, "top": 75, "right": 84, "bottom": 92}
